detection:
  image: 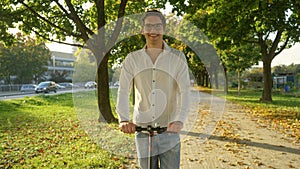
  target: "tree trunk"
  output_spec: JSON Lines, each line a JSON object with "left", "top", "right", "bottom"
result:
{"left": 97, "top": 53, "right": 117, "bottom": 123}
{"left": 224, "top": 67, "right": 228, "bottom": 93}
{"left": 258, "top": 29, "right": 284, "bottom": 102}
{"left": 199, "top": 70, "right": 204, "bottom": 86}
{"left": 261, "top": 57, "right": 273, "bottom": 102}
{"left": 205, "top": 73, "right": 210, "bottom": 88}
{"left": 87, "top": 36, "right": 117, "bottom": 123}
{"left": 237, "top": 70, "right": 241, "bottom": 96}
{"left": 214, "top": 67, "right": 219, "bottom": 89}
{"left": 92, "top": 0, "right": 127, "bottom": 123}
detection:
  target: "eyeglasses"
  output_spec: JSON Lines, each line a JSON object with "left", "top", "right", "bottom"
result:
{"left": 143, "top": 23, "right": 163, "bottom": 32}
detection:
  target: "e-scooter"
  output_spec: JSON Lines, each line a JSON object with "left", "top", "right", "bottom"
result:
{"left": 136, "top": 125, "right": 167, "bottom": 169}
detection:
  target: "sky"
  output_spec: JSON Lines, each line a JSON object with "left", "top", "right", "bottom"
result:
{"left": 271, "top": 43, "right": 300, "bottom": 66}
{"left": 251, "top": 43, "right": 300, "bottom": 67}
{"left": 46, "top": 41, "right": 75, "bottom": 54}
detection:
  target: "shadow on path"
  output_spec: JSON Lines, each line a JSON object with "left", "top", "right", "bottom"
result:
{"left": 180, "top": 130, "right": 300, "bottom": 155}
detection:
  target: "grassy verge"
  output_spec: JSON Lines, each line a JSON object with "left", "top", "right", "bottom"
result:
{"left": 0, "top": 93, "right": 128, "bottom": 169}
{"left": 225, "top": 89, "right": 300, "bottom": 142}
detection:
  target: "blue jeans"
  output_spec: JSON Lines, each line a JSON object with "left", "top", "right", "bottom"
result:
{"left": 135, "top": 132, "right": 181, "bottom": 169}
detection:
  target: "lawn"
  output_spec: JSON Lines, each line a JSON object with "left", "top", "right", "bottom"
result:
{"left": 0, "top": 93, "right": 129, "bottom": 169}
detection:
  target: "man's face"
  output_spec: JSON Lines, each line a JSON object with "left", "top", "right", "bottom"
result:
{"left": 142, "top": 15, "right": 165, "bottom": 45}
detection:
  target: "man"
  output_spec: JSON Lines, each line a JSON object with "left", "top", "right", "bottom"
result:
{"left": 117, "top": 10, "right": 190, "bottom": 169}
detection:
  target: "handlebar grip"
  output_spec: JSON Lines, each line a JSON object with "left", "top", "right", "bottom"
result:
{"left": 135, "top": 126, "right": 146, "bottom": 132}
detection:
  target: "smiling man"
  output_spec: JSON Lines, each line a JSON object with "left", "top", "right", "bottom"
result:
{"left": 117, "top": 10, "right": 190, "bottom": 169}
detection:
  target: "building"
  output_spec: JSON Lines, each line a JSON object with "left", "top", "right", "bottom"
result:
{"left": 273, "top": 73, "right": 297, "bottom": 89}
{"left": 45, "top": 51, "right": 76, "bottom": 81}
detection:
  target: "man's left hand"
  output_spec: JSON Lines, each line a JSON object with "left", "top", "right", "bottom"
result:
{"left": 167, "top": 121, "right": 183, "bottom": 133}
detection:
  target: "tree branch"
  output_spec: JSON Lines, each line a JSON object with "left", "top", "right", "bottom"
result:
{"left": 274, "top": 36, "right": 290, "bottom": 57}
{"left": 64, "top": 0, "right": 94, "bottom": 41}
{"left": 53, "top": 0, "right": 73, "bottom": 20}
{"left": 95, "top": 0, "right": 106, "bottom": 29}
{"left": 258, "top": 32, "right": 268, "bottom": 60}
{"left": 32, "top": 29, "right": 84, "bottom": 48}
{"left": 269, "top": 30, "right": 282, "bottom": 59}
{"left": 265, "top": 31, "right": 271, "bottom": 40}
{"left": 107, "top": 0, "right": 128, "bottom": 49}
{"left": 92, "top": 0, "right": 106, "bottom": 55}
{"left": 20, "top": 1, "right": 80, "bottom": 39}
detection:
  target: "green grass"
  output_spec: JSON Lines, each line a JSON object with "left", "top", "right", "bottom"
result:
{"left": 0, "top": 93, "right": 128, "bottom": 169}
{"left": 226, "top": 89, "right": 300, "bottom": 118}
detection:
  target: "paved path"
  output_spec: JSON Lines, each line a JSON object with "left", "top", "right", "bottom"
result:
{"left": 180, "top": 91, "right": 300, "bottom": 169}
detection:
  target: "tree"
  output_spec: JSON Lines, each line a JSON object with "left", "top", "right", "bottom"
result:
{"left": 0, "top": 33, "right": 50, "bottom": 84}
{"left": 245, "top": 67, "right": 264, "bottom": 89}
{"left": 3, "top": 0, "right": 161, "bottom": 122}
{"left": 220, "top": 42, "right": 260, "bottom": 95}
{"left": 0, "top": 0, "right": 18, "bottom": 46}
{"left": 273, "top": 63, "right": 300, "bottom": 75}
{"left": 166, "top": 0, "right": 300, "bottom": 102}
{"left": 73, "top": 49, "right": 98, "bottom": 83}
{"left": 164, "top": 13, "right": 218, "bottom": 89}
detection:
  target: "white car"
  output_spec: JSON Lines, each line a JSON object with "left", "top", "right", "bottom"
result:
{"left": 58, "top": 82, "right": 74, "bottom": 89}
{"left": 56, "top": 84, "right": 66, "bottom": 89}
{"left": 84, "top": 81, "right": 97, "bottom": 89}
{"left": 114, "top": 81, "right": 119, "bottom": 87}
{"left": 20, "top": 84, "right": 37, "bottom": 92}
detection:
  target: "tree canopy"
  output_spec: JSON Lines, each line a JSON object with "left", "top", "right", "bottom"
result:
{"left": 0, "top": 0, "right": 168, "bottom": 122}
{"left": 0, "top": 33, "right": 50, "bottom": 84}
{"left": 166, "top": 0, "right": 300, "bottom": 102}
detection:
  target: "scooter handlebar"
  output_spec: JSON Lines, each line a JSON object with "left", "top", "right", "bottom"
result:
{"left": 135, "top": 125, "right": 167, "bottom": 134}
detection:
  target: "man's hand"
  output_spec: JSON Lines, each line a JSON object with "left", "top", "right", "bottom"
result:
{"left": 167, "top": 121, "right": 183, "bottom": 133}
{"left": 119, "top": 121, "right": 136, "bottom": 134}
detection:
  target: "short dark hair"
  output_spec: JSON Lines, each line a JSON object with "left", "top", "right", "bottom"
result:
{"left": 141, "top": 10, "right": 166, "bottom": 28}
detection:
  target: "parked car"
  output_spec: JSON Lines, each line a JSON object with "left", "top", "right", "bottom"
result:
{"left": 20, "top": 84, "right": 37, "bottom": 92}
{"left": 84, "top": 81, "right": 97, "bottom": 89}
{"left": 56, "top": 84, "right": 66, "bottom": 89}
{"left": 113, "top": 81, "right": 119, "bottom": 87}
{"left": 58, "top": 82, "right": 74, "bottom": 89}
{"left": 35, "top": 81, "right": 57, "bottom": 93}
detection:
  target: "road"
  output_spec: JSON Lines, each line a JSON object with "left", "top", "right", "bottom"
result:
{"left": 0, "top": 88, "right": 86, "bottom": 100}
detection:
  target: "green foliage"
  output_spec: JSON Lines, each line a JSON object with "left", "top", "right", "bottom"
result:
{"left": 110, "top": 34, "right": 145, "bottom": 65}
{"left": 0, "top": 94, "right": 128, "bottom": 168}
{"left": 3, "top": 0, "right": 157, "bottom": 45}
{"left": 0, "top": 0, "right": 168, "bottom": 122}
{"left": 168, "top": 0, "right": 300, "bottom": 101}
{"left": 221, "top": 42, "right": 260, "bottom": 72}
{"left": 273, "top": 63, "right": 300, "bottom": 75}
{"left": 0, "top": 34, "right": 51, "bottom": 84}
{"left": 49, "top": 70, "right": 70, "bottom": 83}
{"left": 72, "top": 49, "right": 97, "bottom": 83}
{"left": 0, "top": 0, "right": 19, "bottom": 46}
